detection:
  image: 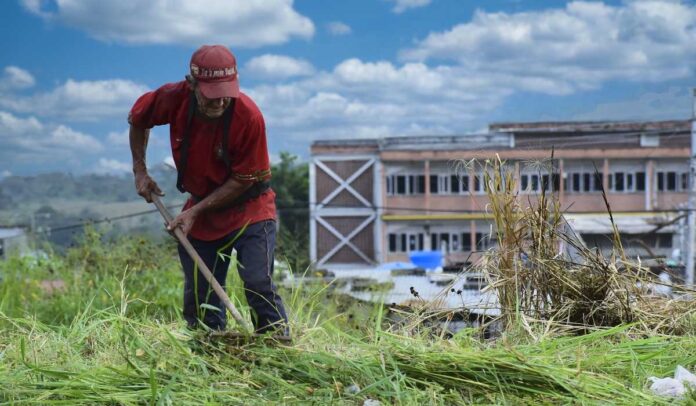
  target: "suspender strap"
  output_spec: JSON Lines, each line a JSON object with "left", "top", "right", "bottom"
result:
{"left": 220, "top": 98, "right": 235, "bottom": 173}
{"left": 176, "top": 93, "right": 236, "bottom": 193}
{"left": 176, "top": 92, "right": 197, "bottom": 193}
{"left": 176, "top": 92, "right": 266, "bottom": 209}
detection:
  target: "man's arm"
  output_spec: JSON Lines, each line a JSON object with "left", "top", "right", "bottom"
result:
{"left": 167, "top": 177, "right": 252, "bottom": 234}
{"left": 130, "top": 125, "right": 163, "bottom": 203}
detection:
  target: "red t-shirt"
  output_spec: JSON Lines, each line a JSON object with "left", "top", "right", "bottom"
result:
{"left": 128, "top": 81, "right": 276, "bottom": 241}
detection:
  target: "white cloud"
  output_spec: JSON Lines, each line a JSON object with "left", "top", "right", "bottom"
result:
{"left": 0, "top": 170, "right": 11, "bottom": 178}
{"left": 0, "top": 111, "right": 42, "bottom": 134}
{"left": 107, "top": 129, "right": 130, "bottom": 146}
{"left": 22, "top": 0, "right": 314, "bottom": 48}
{"left": 326, "top": 21, "right": 352, "bottom": 35}
{"left": 0, "top": 77, "right": 149, "bottom": 121}
{"left": 50, "top": 125, "right": 103, "bottom": 151}
{"left": 246, "top": 59, "right": 504, "bottom": 150}
{"left": 245, "top": 54, "right": 315, "bottom": 79}
{"left": 0, "top": 66, "right": 35, "bottom": 90}
{"left": 0, "top": 111, "right": 103, "bottom": 165}
{"left": 163, "top": 156, "right": 176, "bottom": 170}
{"left": 95, "top": 158, "right": 131, "bottom": 174}
{"left": 387, "top": 0, "right": 432, "bottom": 13}
{"left": 401, "top": 1, "right": 696, "bottom": 92}
{"left": 107, "top": 127, "right": 167, "bottom": 148}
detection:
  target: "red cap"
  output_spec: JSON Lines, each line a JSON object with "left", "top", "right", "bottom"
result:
{"left": 189, "top": 45, "right": 240, "bottom": 99}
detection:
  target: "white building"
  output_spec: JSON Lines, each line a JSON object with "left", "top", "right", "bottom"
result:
{"left": 0, "top": 227, "right": 28, "bottom": 260}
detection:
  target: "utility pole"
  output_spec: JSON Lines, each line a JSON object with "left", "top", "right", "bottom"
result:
{"left": 686, "top": 88, "right": 696, "bottom": 287}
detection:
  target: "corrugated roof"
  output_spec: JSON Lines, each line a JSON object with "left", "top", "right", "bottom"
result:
{"left": 311, "top": 133, "right": 512, "bottom": 151}
{"left": 311, "top": 119, "right": 691, "bottom": 152}
{"left": 0, "top": 227, "right": 26, "bottom": 239}
{"left": 489, "top": 119, "right": 690, "bottom": 133}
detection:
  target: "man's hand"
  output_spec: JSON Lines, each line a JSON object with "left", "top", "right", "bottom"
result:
{"left": 167, "top": 207, "right": 199, "bottom": 236}
{"left": 134, "top": 171, "right": 164, "bottom": 203}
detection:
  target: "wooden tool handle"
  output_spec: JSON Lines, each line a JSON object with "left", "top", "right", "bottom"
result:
{"left": 152, "top": 195, "right": 251, "bottom": 332}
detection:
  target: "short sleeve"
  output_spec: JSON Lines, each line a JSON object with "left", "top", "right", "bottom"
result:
{"left": 128, "top": 82, "right": 181, "bottom": 129}
{"left": 230, "top": 113, "right": 272, "bottom": 183}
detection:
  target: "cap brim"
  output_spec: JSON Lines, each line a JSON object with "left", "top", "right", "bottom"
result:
{"left": 198, "top": 79, "right": 239, "bottom": 99}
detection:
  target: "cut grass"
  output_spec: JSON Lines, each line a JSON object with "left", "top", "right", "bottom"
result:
{"left": 0, "top": 233, "right": 694, "bottom": 404}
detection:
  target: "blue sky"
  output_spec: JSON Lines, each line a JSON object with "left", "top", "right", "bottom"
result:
{"left": 1, "top": 0, "right": 695, "bottom": 176}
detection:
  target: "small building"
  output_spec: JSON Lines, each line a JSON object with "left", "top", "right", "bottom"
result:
{"left": 0, "top": 227, "right": 29, "bottom": 260}
{"left": 309, "top": 119, "right": 690, "bottom": 268}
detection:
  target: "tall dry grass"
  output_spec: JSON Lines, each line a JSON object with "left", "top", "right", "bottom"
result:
{"left": 473, "top": 156, "right": 695, "bottom": 335}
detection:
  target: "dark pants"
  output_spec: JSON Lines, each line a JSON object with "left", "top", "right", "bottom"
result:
{"left": 177, "top": 220, "right": 288, "bottom": 334}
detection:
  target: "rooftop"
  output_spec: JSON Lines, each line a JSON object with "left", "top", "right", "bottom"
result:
{"left": 312, "top": 133, "right": 513, "bottom": 151}
{"left": 489, "top": 119, "right": 690, "bottom": 133}
{"left": 310, "top": 119, "right": 691, "bottom": 152}
{"left": 0, "top": 227, "right": 26, "bottom": 239}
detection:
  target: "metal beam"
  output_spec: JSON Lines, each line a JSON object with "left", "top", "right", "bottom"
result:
{"left": 315, "top": 158, "right": 374, "bottom": 209}
{"left": 686, "top": 88, "right": 696, "bottom": 287}
{"left": 316, "top": 214, "right": 375, "bottom": 265}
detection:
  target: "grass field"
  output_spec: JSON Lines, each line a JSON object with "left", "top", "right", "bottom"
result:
{"left": 0, "top": 228, "right": 694, "bottom": 405}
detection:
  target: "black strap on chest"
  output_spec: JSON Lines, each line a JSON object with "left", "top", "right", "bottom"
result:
{"left": 176, "top": 92, "right": 236, "bottom": 193}
{"left": 175, "top": 92, "right": 271, "bottom": 208}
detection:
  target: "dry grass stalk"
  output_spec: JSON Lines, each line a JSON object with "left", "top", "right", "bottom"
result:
{"left": 472, "top": 156, "right": 694, "bottom": 335}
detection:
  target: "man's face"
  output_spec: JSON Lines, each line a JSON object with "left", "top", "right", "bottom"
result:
{"left": 192, "top": 84, "right": 232, "bottom": 118}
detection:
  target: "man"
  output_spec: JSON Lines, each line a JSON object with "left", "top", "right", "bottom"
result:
{"left": 128, "top": 45, "right": 288, "bottom": 334}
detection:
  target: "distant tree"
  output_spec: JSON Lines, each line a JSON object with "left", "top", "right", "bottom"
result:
{"left": 271, "top": 152, "right": 310, "bottom": 272}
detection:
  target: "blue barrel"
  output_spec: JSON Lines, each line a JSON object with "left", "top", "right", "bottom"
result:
{"left": 409, "top": 250, "right": 442, "bottom": 269}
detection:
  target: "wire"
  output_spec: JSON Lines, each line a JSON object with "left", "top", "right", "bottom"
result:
{"left": 32, "top": 198, "right": 690, "bottom": 236}
{"left": 34, "top": 204, "right": 183, "bottom": 234}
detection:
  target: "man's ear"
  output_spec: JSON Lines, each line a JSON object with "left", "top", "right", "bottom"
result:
{"left": 185, "top": 75, "right": 196, "bottom": 90}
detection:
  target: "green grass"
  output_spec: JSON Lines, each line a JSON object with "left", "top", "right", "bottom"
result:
{"left": 0, "top": 230, "right": 694, "bottom": 405}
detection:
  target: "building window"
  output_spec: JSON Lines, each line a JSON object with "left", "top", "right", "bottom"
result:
{"left": 636, "top": 172, "right": 645, "bottom": 191}
{"left": 450, "top": 233, "right": 458, "bottom": 251}
{"left": 566, "top": 171, "right": 606, "bottom": 193}
{"left": 430, "top": 175, "right": 438, "bottom": 194}
{"left": 531, "top": 174, "right": 539, "bottom": 192}
{"left": 657, "top": 172, "right": 664, "bottom": 191}
{"left": 475, "top": 232, "right": 491, "bottom": 250}
{"left": 520, "top": 173, "right": 560, "bottom": 193}
{"left": 605, "top": 171, "right": 646, "bottom": 193}
{"left": 615, "top": 172, "right": 624, "bottom": 192}
{"left": 416, "top": 175, "right": 425, "bottom": 194}
{"left": 474, "top": 175, "right": 482, "bottom": 193}
{"left": 388, "top": 232, "right": 425, "bottom": 253}
{"left": 461, "top": 233, "right": 472, "bottom": 251}
{"left": 593, "top": 173, "right": 604, "bottom": 191}
{"left": 396, "top": 175, "right": 406, "bottom": 194}
{"left": 656, "top": 171, "right": 688, "bottom": 192}
{"left": 657, "top": 234, "right": 672, "bottom": 249}
{"left": 572, "top": 173, "right": 581, "bottom": 192}
{"left": 450, "top": 175, "right": 460, "bottom": 193}
{"left": 429, "top": 174, "right": 465, "bottom": 195}
{"left": 667, "top": 172, "right": 676, "bottom": 191}
{"left": 439, "top": 175, "right": 450, "bottom": 194}
{"left": 429, "top": 232, "right": 474, "bottom": 252}
{"left": 387, "top": 174, "right": 426, "bottom": 196}
{"left": 439, "top": 233, "right": 450, "bottom": 250}
{"left": 461, "top": 175, "right": 470, "bottom": 192}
